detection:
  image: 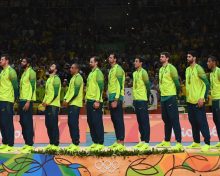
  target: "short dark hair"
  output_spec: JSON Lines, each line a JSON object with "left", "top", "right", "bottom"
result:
{"left": 160, "top": 52, "right": 170, "bottom": 59}
{"left": 23, "top": 57, "right": 32, "bottom": 65}
{"left": 91, "top": 56, "right": 101, "bottom": 67}
{"left": 187, "top": 50, "right": 198, "bottom": 58}
{"left": 72, "top": 63, "right": 80, "bottom": 70}
{"left": 92, "top": 56, "right": 100, "bottom": 63}
{"left": 135, "top": 56, "right": 144, "bottom": 63}
{"left": 208, "top": 55, "right": 217, "bottom": 62}
{"left": 52, "top": 63, "right": 60, "bottom": 73}
{"left": 1, "top": 54, "right": 10, "bottom": 61}
{"left": 110, "top": 53, "right": 118, "bottom": 61}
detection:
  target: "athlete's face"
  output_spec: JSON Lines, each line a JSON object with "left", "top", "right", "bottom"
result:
{"left": 89, "top": 57, "right": 97, "bottom": 69}
{"left": 108, "top": 54, "right": 116, "bottom": 64}
{"left": 207, "top": 58, "right": 215, "bottom": 70}
{"left": 21, "top": 59, "right": 28, "bottom": 69}
{"left": 160, "top": 55, "right": 168, "bottom": 64}
{"left": 0, "top": 57, "right": 8, "bottom": 67}
{"left": 70, "top": 64, "right": 78, "bottom": 75}
{"left": 187, "top": 54, "right": 195, "bottom": 64}
{"left": 49, "top": 64, "right": 56, "bottom": 74}
{"left": 63, "top": 79, "right": 67, "bottom": 87}
{"left": 134, "top": 58, "right": 142, "bottom": 69}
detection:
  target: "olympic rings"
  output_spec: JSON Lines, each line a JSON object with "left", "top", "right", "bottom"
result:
{"left": 95, "top": 160, "right": 119, "bottom": 174}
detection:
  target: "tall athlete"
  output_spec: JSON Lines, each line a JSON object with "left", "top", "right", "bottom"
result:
{"left": 85, "top": 57, "right": 105, "bottom": 151}
{"left": 19, "top": 57, "right": 36, "bottom": 153}
{"left": 108, "top": 53, "right": 126, "bottom": 151}
{"left": 42, "top": 63, "right": 61, "bottom": 151}
{"left": 132, "top": 57, "right": 151, "bottom": 151}
{"left": 156, "top": 52, "right": 183, "bottom": 151}
{"left": 63, "top": 63, "right": 84, "bottom": 152}
{"left": 207, "top": 56, "right": 220, "bottom": 148}
{"left": 0, "top": 54, "right": 19, "bottom": 152}
{"left": 186, "top": 51, "right": 210, "bottom": 152}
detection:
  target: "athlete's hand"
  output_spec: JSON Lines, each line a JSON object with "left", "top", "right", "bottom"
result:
{"left": 111, "top": 101, "right": 118, "bottom": 108}
{"left": 177, "top": 90, "right": 182, "bottom": 99}
{"left": 62, "top": 101, "right": 68, "bottom": 107}
{"left": 23, "top": 101, "right": 30, "bottom": 111}
{"left": 197, "top": 98, "right": 204, "bottom": 108}
{"left": 42, "top": 102, "right": 48, "bottom": 107}
{"left": 93, "top": 101, "right": 100, "bottom": 109}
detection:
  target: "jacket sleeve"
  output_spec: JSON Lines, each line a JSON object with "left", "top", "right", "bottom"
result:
{"left": 170, "top": 65, "right": 181, "bottom": 95}
{"left": 115, "top": 67, "right": 124, "bottom": 99}
{"left": 197, "top": 65, "right": 210, "bottom": 99}
{"left": 28, "top": 69, "right": 36, "bottom": 100}
{"left": 9, "top": 68, "right": 19, "bottom": 100}
{"left": 142, "top": 70, "right": 151, "bottom": 100}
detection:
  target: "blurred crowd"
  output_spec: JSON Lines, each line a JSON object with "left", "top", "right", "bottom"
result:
{"left": 0, "top": 1, "right": 219, "bottom": 110}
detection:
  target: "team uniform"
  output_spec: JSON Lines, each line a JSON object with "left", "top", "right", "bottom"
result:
{"left": 43, "top": 74, "right": 61, "bottom": 150}
{"left": 0, "top": 66, "right": 18, "bottom": 152}
{"left": 210, "top": 67, "right": 220, "bottom": 148}
{"left": 85, "top": 67, "right": 105, "bottom": 151}
{"left": 157, "top": 63, "right": 182, "bottom": 149}
{"left": 19, "top": 67, "right": 36, "bottom": 152}
{"left": 64, "top": 73, "right": 83, "bottom": 151}
{"left": 132, "top": 68, "right": 151, "bottom": 151}
{"left": 108, "top": 64, "right": 126, "bottom": 150}
{"left": 186, "top": 64, "right": 210, "bottom": 151}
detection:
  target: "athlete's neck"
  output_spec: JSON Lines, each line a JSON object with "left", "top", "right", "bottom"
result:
{"left": 190, "top": 62, "right": 196, "bottom": 67}
{"left": 162, "top": 62, "right": 169, "bottom": 67}
{"left": 73, "top": 72, "right": 78, "bottom": 76}
{"left": 24, "top": 66, "right": 30, "bottom": 71}
{"left": 50, "top": 72, "right": 56, "bottom": 76}
{"left": 136, "top": 67, "right": 142, "bottom": 71}
{"left": 3, "top": 64, "right": 9, "bottom": 69}
{"left": 212, "top": 66, "right": 217, "bottom": 72}
{"left": 92, "top": 66, "right": 97, "bottom": 71}
{"left": 111, "top": 63, "right": 117, "bottom": 67}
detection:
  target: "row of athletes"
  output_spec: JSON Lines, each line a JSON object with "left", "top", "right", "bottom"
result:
{"left": 0, "top": 51, "right": 219, "bottom": 153}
